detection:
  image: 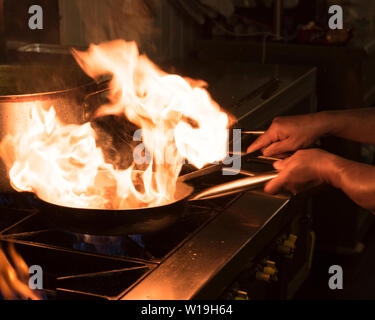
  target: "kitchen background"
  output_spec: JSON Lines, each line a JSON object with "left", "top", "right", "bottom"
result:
{"left": 1, "top": 0, "right": 375, "bottom": 299}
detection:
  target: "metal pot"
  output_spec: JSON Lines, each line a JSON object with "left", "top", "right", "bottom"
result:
{"left": 0, "top": 63, "right": 107, "bottom": 191}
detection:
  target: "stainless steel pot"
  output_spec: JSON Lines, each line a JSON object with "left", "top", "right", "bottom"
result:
{"left": 0, "top": 63, "right": 107, "bottom": 191}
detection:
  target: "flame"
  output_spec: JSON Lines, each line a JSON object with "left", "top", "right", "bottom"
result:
{"left": 0, "top": 244, "right": 40, "bottom": 300}
{"left": 0, "top": 40, "right": 229, "bottom": 209}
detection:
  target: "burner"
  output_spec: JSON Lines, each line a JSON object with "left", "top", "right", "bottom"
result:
{"left": 72, "top": 233, "right": 154, "bottom": 260}
{"left": 73, "top": 234, "right": 127, "bottom": 256}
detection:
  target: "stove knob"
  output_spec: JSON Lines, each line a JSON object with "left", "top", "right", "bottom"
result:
{"left": 256, "top": 271, "right": 271, "bottom": 282}
{"left": 264, "top": 260, "right": 277, "bottom": 276}
{"left": 256, "top": 260, "right": 278, "bottom": 282}
{"left": 234, "top": 290, "right": 249, "bottom": 300}
{"left": 277, "top": 234, "right": 298, "bottom": 258}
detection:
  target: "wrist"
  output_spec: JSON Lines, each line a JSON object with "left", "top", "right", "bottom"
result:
{"left": 320, "top": 151, "right": 345, "bottom": 188}
{"left": 314, "top": 111, "right": 337, "bottom": 137}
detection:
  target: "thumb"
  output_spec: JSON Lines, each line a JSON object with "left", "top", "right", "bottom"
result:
{"left": 264, "top": 175, "right": 285, "bottom": 194}
{"left": 273, "top": 159, "right": 286, "bottom": 171}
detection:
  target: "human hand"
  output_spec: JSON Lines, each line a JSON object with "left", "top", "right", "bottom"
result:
{"left": 247, "top": 113, "right": 329, "bottom": 156}
{"left": 264, "top": 149, "right": 334, "bottom": 194}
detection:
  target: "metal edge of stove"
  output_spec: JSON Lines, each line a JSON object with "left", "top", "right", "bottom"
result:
{"left": 112, "top": 195, "right": 244, "bottom": 298}
{"left": 233, "top": 67, "right": 317, "bottom": 129}
{"left": 120, "top": 191, "right": 294, "bottom": 300}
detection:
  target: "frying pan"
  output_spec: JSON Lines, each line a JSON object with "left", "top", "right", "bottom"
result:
{"left": 33, "top": 171, "right": 278, "bottom": 236}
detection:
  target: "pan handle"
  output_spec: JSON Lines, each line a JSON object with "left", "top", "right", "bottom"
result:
{"left": 241, "top": 130, "right": 265, "bottom": 136}
{"left": 82, "top": 79, "right": 111, "bottom": 121}
{"left": 189, "top": 172, "right": 278, "bottom": 201}
{"left": 84, "top": 79, "right": 111, "bottom": 98}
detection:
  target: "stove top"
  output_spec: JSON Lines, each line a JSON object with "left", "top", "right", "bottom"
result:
{"left": 0, "top": 159, "right": 296, "bottom": 300}
{"left": 0, "top": 61, "right": 317, "bottom": 300}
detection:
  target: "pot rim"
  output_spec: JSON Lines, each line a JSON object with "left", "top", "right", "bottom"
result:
{"left": 0, "top": 79, "right": 100, "bottom": 103}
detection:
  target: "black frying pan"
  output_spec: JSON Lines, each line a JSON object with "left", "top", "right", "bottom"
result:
{"left": 34, "top": 172, "right": 277, "bottom": 236}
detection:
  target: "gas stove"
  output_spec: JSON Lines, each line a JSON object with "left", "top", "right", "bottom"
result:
{"left": 0, "top": 61, "right": 317, "bottom": 300}
{"left": 0, "top": 159, "right": 312, "bottom": 300}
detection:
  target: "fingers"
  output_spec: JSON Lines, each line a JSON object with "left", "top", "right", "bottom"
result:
{"left": 264, "top": 160, "right": 288, "bottom": 194}
{"left": 264, "top": 174, "right": 286, "bottom": 194}
{"left": 273, "top": 159, "right": 286, "bottom": 170}
{"left": 262, "top": 138, "right": 295, "bottom": 157}
{"left": 265, "top": 150, "right": 322, "bottom": 195}
{"left": 246, "top": 131, "right": 274, "bottom": 154}
{"left": 247, "top": 132, "right": 296, "bottom": 157}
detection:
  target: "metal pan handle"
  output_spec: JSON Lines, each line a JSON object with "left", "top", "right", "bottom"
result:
{"left": 82, "top": 79, "right": 111, "bottom": 121}
{"left": 189, "top": 171, "right": 278, "bottom": 201}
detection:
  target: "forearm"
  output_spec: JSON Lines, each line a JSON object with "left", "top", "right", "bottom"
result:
{"left": 319, "top": 108, "right": 375, "bottom": 145}
{"left": 324, "top": 154, "right": 375, "bottom": 212}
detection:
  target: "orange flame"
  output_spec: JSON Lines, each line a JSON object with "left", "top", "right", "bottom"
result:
{"left": 0, "top": 40, "right": 229, "bottom": 209}
{"left": 0, "top": 244, "right": 40, "bottom": 300}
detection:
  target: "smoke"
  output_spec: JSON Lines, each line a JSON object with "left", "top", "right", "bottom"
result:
{"left": 74, "top": 0, "right": 161, "bottom": 51}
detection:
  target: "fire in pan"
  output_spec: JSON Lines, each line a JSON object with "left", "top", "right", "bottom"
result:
{"left": 31, "top": 169, "right": 277, "bottom": 236}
